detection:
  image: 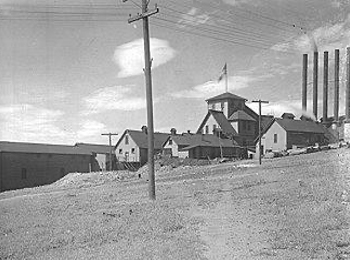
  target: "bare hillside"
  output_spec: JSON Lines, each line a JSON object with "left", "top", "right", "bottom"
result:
{"left": 1, "top": 148, "right": 349, "bottom": 259}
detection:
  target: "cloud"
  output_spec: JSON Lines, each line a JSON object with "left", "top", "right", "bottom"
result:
{"left": 178, "top": 8, "right": 210, "bottom": 28}
{"left": 113, "top": 38, "right": 176, "bottom": 78}
{"left": 82, "top": 85, "right": 148, "bottom": 114}
{"left": 223, "top": 0, "right": 260, "bottom": 6}
{"left": 76, "top": 120, "right": 107, "bottom": 139}
{"left": 0, "top": 104, "right": 69, "bottom": 143}
{"left": 271, "top": 14, "right": 350, "bottom": 53}
{"left": 171, "top": 75, "right": 255, "bottom": 99}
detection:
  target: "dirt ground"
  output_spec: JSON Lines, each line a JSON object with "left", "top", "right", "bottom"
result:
{"left": 1, "top": 148, "right": 350, "bottom": 259}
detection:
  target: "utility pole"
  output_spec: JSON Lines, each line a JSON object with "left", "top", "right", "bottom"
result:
{"left": 101, "top": 133, "right": 118, "bottom": 171}
{"left": 252, "top": 99, "right": 269, "bottom": 165}
{"left": 125, "top": 0, "right": 159, "bottom": 200}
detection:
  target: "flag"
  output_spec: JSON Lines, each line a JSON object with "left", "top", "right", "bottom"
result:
{"left": 218, "top": 63, "right": 227, "bottom": 82}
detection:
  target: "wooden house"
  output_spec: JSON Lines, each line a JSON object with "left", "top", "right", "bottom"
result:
{"left": 115, "top": 126, "right": 169, "bottom": 166}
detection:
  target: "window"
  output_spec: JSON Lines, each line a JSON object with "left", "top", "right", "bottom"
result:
{"left": 131, "top": 148, "right": 135, "bottom": 154}
{"left": 205, "top": 125, "right": 209, "bottom": 134}
{"left": 125, "top": 135, "right": 129, "bottom": 145}
{"left": 21, "top": 168, "right": 27, "bottom": 180}
{"left": 119, "top": 149, "right": 123, "bottom": 154}
{"left": 169, "top": 139, "right": 173, "bottom": 145}
{"left": 274, "top": 134, "right": 278, "bottom": 143}
{"left": 213, "top": 124, "right": 217, "bottom": 131}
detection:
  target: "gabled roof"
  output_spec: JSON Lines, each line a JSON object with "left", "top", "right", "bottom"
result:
{"left": 115, "top": 129, "right": 169, "bottom": 150}
{"left": 75, "top": 143, "right": 112, "bottom": 154}
{"left": 253, "top": 118, "right": 325, "bottom": 144}
{"left": 0, "top": 141, "right": 92, "bottom": 155}
{"left": 275, "top": 119, "right": 325, "bottom": 134}
{"left": 167, "top": 134, "right": 239, "bottom": 150}
{"left": 196, "top": 110, "right": 238, "bottom": 136}
{"left": 206, "top": 92, "right": 247, "bottom": 102}
{"left": 228, "top": 110, "right": 256, "bottom": 121}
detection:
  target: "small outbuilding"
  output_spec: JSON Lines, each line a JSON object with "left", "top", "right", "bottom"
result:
{"left": 256, "top": 117, "right": 328, "bottom": 155}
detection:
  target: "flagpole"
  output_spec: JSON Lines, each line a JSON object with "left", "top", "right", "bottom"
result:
{"left": 225, "top": 63, "right": 228, "bottom": 93}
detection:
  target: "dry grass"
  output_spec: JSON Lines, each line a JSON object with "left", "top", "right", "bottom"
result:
{"left": 1, "top": 148, "right": 350, "bottom": 259}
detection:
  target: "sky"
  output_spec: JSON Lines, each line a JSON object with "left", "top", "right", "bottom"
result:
{"left": 0, "top": 0, "right": 350, "bottom": 145}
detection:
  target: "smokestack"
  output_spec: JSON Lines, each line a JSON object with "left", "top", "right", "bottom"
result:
{"left": 302, "top": 54, "right": 308, "bottom": 111}
{"left": 334, "top": 49, "right": 340, "bottom": 123}
{"left": 323, "top": 51, "right": 328, "bottom": 123}
{"left": 346, "top": 47, "right": 350, "bottom": 121}
{"left": 313, "top": 51, "right": 318, "bottom": 120}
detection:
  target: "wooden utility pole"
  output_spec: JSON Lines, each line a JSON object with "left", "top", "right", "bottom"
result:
{"left": 126, "top": 0, "right": 159, "bottom": 200}
{"left": 252, "top": 100, "right": 269, "bottom": 165}
{"left": 101, "top": 133, "right": 118, "bottom": 171}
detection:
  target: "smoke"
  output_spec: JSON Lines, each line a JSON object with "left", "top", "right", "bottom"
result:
{"left": 301, "top": 109, "right": 317, "bottom": 121}
{"left": 309, "top": 34, "right": 318, "bottom": 53}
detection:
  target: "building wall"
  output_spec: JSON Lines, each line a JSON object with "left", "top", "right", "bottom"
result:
{"left": 260, "top": 122, "right": 287, "bottom": 153}
{"left": 115, "top": 133, "right": 140, "bottom": 163}
{"left": 286, "top": 132, "right": 325, "bottom": 149}
{"left": 163, "top": 139, "right": 179, "bottom": 157}
{"left": 188, "top": 146, "right": 240, "bottom": 159}
{"left": 204, "top": 115, "right": 220, "bottom": 134}
{"left": 208, "top": 101, "right": 229, "bottom": 117}
{"left": 0, "top": 152, "right": 92, "bottom": 192}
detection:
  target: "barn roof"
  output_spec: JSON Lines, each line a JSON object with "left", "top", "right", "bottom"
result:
{"left": 165, "top": 134, "right": 238, "bottom": 150}
{"left": 206, "top": 92, "right": 247, "bottom": 102}
{"left": 275, "top": 119, "right": 326, "bottom": 134}
{"left": 75, "top": 143, "right": 113, "bottom": 154}
{"left": 0, "top": 141, "right": 92, "bottom": 155}
{"left": 115, "top": 130, "right": 169, "bottom": 150}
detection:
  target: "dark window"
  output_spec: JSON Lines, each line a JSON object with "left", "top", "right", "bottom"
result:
{"left": 125, "top": 135, "right": 129, "bottom": 145}
{"left": 205, "top": 125, "right": 209, "bottom": 134}
{"left": 131, "top": 148, "right": 135, "bottom": 154}
{"left": 213, "top": 124, "right": 217, "bottom": 132}
{"left": 119, "top": 149, "right": 123, "bottom": 154}
{"left": 169, "top": 139, "right": 173, "bottom": 145}
{"left": 21, "top": 168, "right": 27, "bottom": 180}
{"left": 274, "top": 134, "right": 278, "bottom": 143}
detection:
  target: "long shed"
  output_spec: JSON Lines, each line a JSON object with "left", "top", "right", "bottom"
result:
{"left": 0, "top": 141, "right": 96, "bottom": 192}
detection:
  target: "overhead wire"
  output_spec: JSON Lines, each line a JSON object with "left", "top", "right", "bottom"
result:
{"left": 158, "top": 5, "right": 293, "bottom": 44}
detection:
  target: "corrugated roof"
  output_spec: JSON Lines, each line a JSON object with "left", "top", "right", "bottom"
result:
{"left": 0, "top": 141, "right": 92, "bottom": 155}
{"left": 210, "top": 110, "right": 238, "bottom": 136}
{"left": 276, "top": 119, "right": 326, "bottom": 134}
{"left": 124, "top": 130, "right": 169, "bottom": 149}
{"left": 228, "top": 110, "right": 256, "bottom": 121}
{"left": 206, "top": 92, "right": 247, "bottom": 102}
{"left": 75, "top": 143, "right": 113, "bottom": 154}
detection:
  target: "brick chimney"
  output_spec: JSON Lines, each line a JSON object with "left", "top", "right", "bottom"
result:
{"left": 141, "top": 125, "right": 148, "bottom": 134}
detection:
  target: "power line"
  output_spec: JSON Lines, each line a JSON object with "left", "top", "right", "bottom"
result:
{"left": 159, "top": 5, "right": 292, "bottom": 44}
{"left": 151, "top": 17, "right": 297, "bottom": 54}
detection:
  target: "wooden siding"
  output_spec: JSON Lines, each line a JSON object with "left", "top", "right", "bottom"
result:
{"left": 260, "top": 122, "right": 287, "bottom": 153}
{"left": 188, "top": 146, "right": 240, "bottom": 159}
{"left": 0, "top": 152, "right": 92, "bottom": 192}
{"left": 115, "top": 133, "right": 140, "bottom": 163}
